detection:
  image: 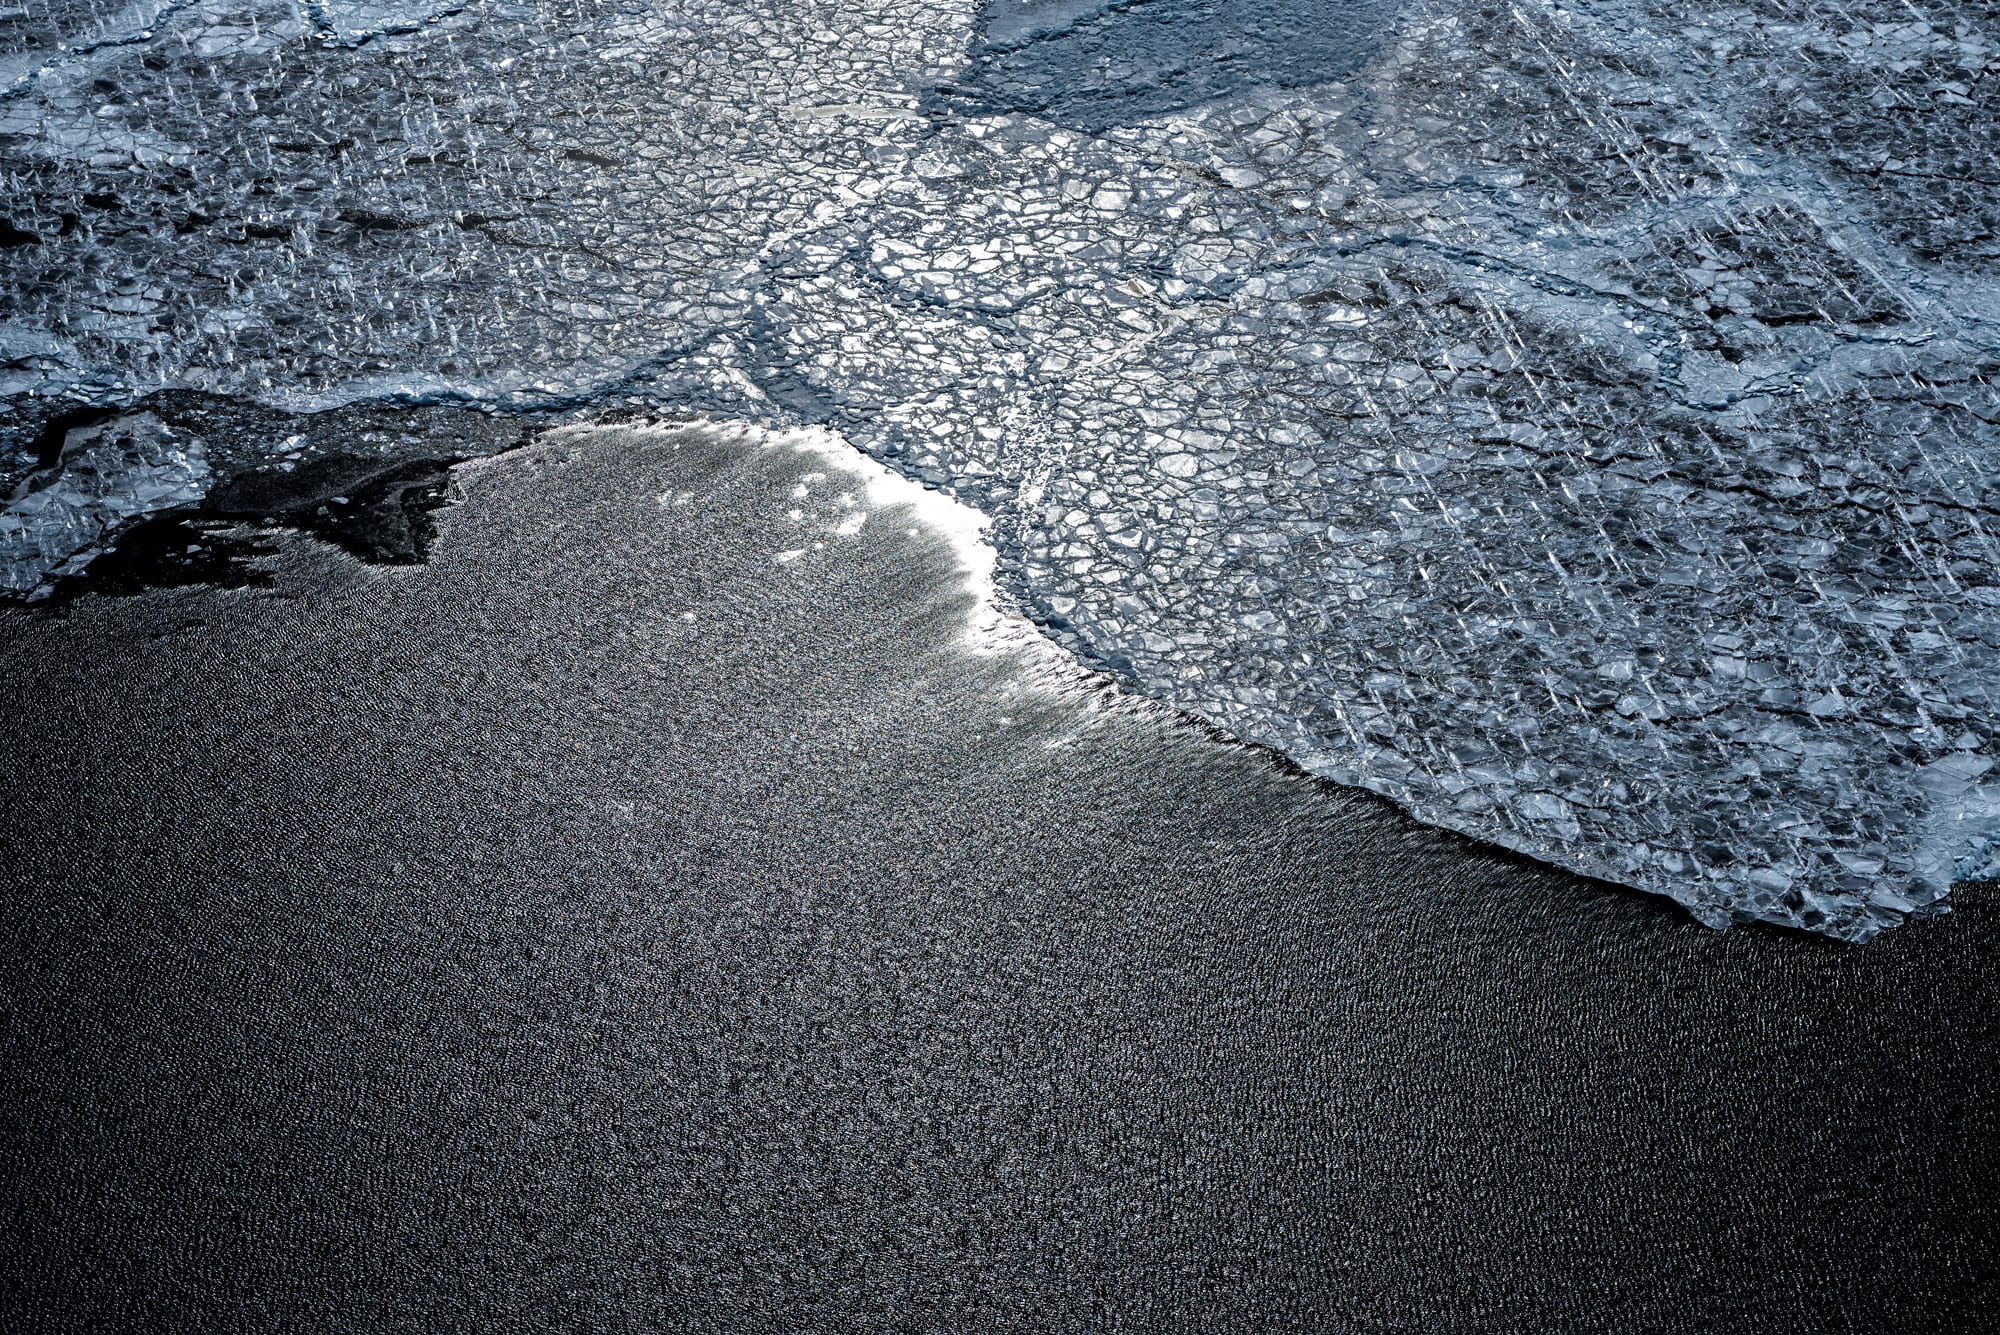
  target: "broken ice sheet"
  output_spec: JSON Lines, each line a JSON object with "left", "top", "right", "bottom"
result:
{"left": 2, "top": 0, "right": 1999, "bottom": 940}
{"left": 0, "top": 411, "right": 208, "bottom": 594}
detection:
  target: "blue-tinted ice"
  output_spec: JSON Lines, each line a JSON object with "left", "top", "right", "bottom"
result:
{"left": 3, "top": 0, "right": 1998, "bottom": 938}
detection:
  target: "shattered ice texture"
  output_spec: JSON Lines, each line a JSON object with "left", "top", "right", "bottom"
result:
{"left": 1, "top": 411, "right": 208, "bottom": 591}
{"left": 2, "top": 0, "right": 1998, "bottom": 938}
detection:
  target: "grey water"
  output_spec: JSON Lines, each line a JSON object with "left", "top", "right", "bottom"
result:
{"left": 5, "top": 424, "right": 1994, "bottom": 1331}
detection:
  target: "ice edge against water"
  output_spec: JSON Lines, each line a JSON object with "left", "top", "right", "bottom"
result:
{"left": 7, "top": 0, "right": 2000, "bottom": 941}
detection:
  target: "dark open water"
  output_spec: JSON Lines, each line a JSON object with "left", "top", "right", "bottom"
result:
{"left": 3, "top": 429, "right": 1994, "bottom": 1331}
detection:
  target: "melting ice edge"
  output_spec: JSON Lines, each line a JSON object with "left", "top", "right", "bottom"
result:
{"left": 4, "top": 0, "right": 2000, "bottom": 940}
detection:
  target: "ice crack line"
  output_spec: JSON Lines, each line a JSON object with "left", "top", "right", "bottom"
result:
{"left": 299, "top": 0, "right": 473, "bottom": 49}
{"left": 0, "top": 0, "right": 201, "bottom": 102}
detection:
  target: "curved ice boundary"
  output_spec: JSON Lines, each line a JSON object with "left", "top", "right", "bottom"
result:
{"left": 5, "top": 0, "right": 2000, "bottom": 939}
{"left": 621, "top": 419, "right": 1023, "bottom": 652}
{"left": 536, "top": 420, "right": 1147, "bottom": 740}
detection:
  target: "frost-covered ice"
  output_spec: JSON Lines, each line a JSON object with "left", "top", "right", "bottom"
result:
{"left": 3, "top": 0, "right": 1999, "bottom": 938}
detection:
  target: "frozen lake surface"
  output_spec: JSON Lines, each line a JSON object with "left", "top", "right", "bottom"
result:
{"left": 3, "top": 0, "right": 1999, "bottom": 938}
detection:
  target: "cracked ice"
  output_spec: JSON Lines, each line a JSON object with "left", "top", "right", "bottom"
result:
{"left": 3, "top": 0, "right": 2000, "bottom": 938}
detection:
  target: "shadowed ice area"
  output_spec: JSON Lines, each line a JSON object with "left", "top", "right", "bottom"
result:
{"left": 966, "top": 1, "right": 1396, "bottom": 129}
